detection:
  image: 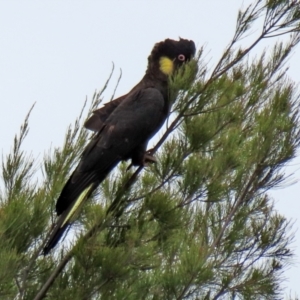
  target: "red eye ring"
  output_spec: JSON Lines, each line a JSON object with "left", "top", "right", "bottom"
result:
{"left": 178, "top": 54, "right": 185, "bottom": 61}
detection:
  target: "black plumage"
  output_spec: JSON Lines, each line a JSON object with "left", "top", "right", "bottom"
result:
{"left": 43, "top": 38, "right": 196, "bottom": 254}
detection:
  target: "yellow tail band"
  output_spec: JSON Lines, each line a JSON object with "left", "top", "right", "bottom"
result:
{"left": 62, "top": 184, "right": 93, "bottom": 227}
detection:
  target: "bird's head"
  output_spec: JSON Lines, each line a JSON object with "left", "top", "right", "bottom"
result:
{"left": 147, "top": 38, "right": 196, "bottom": 78}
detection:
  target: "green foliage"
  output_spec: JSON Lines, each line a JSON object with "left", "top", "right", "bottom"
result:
{"left": 1, "top": 1, "right": 300, "bottom": 299}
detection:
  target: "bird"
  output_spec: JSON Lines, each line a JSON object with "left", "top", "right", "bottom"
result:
{"left": 43, "top": 38, "right": 196, "bottom": 254}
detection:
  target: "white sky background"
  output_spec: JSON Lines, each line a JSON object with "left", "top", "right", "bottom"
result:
{"left": 1, "top": 0, "right": 299, "bottom": 296}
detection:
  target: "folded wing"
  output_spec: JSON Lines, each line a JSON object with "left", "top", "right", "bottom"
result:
{"left": 44, "top": 87, "right": 166, "bottom": 254}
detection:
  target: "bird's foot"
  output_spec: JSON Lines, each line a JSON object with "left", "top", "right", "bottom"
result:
{"left": 143, "top": 153, "right": 157, "bottom": 164}
{"left": 126, "top": 150, "right": 156, "bottom": 171}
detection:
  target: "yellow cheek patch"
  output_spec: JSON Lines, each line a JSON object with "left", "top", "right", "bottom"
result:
{"left": 159, "top": 56, "right": 174, "bottom": 75}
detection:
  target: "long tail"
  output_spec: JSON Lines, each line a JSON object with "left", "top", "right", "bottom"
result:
{"left": 43, "top": 183, "right": 95, "bottom": 255}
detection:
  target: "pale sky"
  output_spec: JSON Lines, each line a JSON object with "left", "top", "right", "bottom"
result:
{"left": 1, "top": 1, "right": 299, "bottom": 296}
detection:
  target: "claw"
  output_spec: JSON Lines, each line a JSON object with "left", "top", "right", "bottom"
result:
{"left": 127, "top": 151, "right": 156, "bottom": 171}
{"left": 144, "top": 153, "right": 157, "bottom": 164}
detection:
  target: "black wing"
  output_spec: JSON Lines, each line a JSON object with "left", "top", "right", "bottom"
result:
{"left": 84, "top": 94, "right": 128, "bottom": 132}
{"left": 56, "top": 87, "right": 166, "bottom": 215}
{"left": 44, "top": 87, "right": 166, "bottom": 254}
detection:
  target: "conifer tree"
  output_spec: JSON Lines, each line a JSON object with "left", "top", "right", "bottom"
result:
{"left": 1, "top": 1, "right": 300, "bottom": 299}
